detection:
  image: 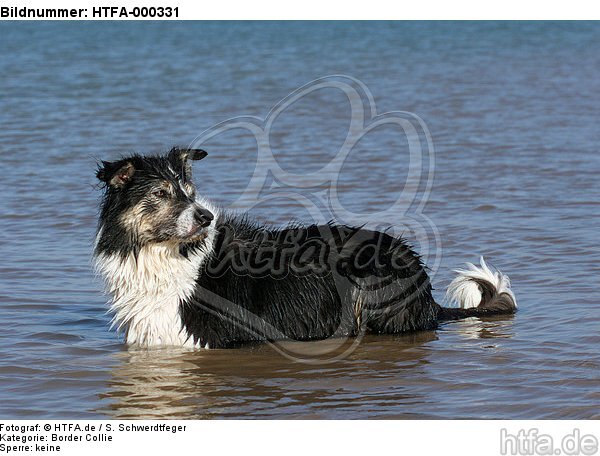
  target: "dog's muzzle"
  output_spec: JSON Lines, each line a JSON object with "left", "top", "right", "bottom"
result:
{"left": 178, "top": 205, "right": 214, "bottom": 238}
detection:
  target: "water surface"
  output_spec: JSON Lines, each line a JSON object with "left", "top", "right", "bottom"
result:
{"left": 0, "top": 22, "right": 598, "bottom": 419}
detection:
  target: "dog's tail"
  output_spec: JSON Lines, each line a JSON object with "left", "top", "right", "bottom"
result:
{"left": 436, "top": 257, "right": 517, "bottom": 321}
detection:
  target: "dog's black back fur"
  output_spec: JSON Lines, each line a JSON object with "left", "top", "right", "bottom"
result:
{"left": 181, "top": 212, "right": 438, "bottom": 348}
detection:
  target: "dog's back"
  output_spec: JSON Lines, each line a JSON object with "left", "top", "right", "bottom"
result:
{"left": 180, "top": 214, "right": 439, "bottom": 348}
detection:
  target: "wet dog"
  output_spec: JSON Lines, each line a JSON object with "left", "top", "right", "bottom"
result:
{"left": 94, "top": 147, "right": 517, "bottom": 348}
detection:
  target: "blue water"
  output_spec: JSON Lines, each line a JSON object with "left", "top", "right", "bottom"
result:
{"left": 0, "top": 21, "right": 598, "bottom": 418}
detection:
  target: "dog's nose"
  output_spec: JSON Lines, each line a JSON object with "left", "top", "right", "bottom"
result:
{"left": 194, "top": 207, "right": 214, "bottom": 227}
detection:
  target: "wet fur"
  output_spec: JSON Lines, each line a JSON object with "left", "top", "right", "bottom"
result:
{"left": 94, "top": 149, "right": 517, "bottom": 348}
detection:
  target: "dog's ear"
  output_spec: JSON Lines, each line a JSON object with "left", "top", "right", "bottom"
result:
{"left": 96, "top": 160, "right": 136, "bottom": 188}
{"left": 168, "top": 147, "right": 207, "bottom": 180}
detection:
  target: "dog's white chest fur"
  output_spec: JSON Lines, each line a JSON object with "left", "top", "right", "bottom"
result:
{"left": 95, "top": 243, "right": 207, "bottom": 347}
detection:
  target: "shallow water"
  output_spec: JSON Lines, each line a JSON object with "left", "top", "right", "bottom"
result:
{"left": 0, "top": 21, "right": 599, "bottom": 419}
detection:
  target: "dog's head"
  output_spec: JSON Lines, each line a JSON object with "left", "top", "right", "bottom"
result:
{"left": 96, "top": 147, "right": 214, "bottom": 250}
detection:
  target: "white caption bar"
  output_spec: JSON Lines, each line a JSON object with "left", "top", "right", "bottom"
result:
{"left": 0, "top": 421, "right": 599, "bottom": 456}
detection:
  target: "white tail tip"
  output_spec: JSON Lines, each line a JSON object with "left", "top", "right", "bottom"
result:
{"left": 445, "top": 257, "right": 517, "bottom": 309}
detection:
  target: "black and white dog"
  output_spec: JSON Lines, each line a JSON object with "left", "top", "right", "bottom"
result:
{"left": 94, "top": 147, "right": 517, "bottom": 349}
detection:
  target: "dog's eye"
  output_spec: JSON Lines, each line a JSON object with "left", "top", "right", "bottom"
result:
{"left": 152, "top": 189, "right": 168, "bottom": 198}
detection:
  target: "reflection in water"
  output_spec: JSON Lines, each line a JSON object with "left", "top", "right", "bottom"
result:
{"left": 96, "top": 327, "right": 517, "bottom": 419}
{"left": 99, "top": 349, "right": 215, "bottom": 419}
{"left": 447, "top": 315, "right": 516, "bottom": 340}
{"left": 98, "top": 318, "right": 512, "bottom": 419}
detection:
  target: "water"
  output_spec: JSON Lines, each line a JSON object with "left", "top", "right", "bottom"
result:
{"left": 1, "top": 21, "right": 599, "bottom": 419}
